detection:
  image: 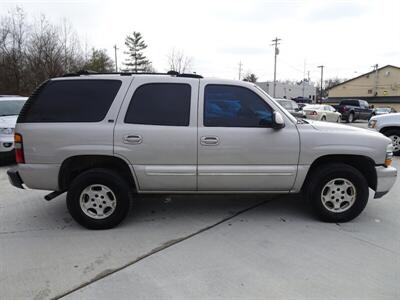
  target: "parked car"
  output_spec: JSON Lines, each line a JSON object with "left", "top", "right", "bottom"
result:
{"left": 7, "top": 72, "right": 396, "bottom": 229}
{"left": 369, "top": 113, "right": 400, "bottom": 155}
{"left": 334, "top": 99, "right": 373, "bottom": 123}
{"left": 292, "top": 96, "right": 312, "bottom": 104}
{"left": 275, "top": 99, "right": 306, "bottom": 118}
{"left": 303, "top": 104, "right": 341, "bottom": 122}
{"left": 372, "top": 107, "right": 397, "bottom": 116}
{"left": 0, "top": 96, "right": 28, "bottom": 157}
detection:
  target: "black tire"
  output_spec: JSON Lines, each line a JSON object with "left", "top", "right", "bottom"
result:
{"left": 347, "top": 112, "right": 354, "bottom": 123}
{"left": 306, "top": 163, "right": 369, "bottom": 222}
{"left": 321, "top": 116, "right": 326, "bottom": 121}
{"left": 67, "top": 168, "right": 132, "bottom": 229}
{"left": 382, "top": 129, "right": 400, "bottom": 156}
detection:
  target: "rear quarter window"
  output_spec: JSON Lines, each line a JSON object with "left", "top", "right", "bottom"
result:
{"left": 19, "top": 79, "right": 122, "bottom": 122}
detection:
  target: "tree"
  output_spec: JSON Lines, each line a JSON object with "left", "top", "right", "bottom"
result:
{"left": 242, "top": 72, "right": 258, "bottom": 83}
{"left": 167, "top": 48, "right": 192, "bottom": 73}
{"left": 317, "top": 77, "right": 346, "bottom": 98}
{"left": 84, "top": 48, "right": 114, "bottom": 72}
{"left": 123, "top": 31, "right": 151, "bottom": 72}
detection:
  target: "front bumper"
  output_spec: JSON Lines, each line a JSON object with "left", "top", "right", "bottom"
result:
{"left": 7, "top": 167, "right": 24, "bottom": 189}
{"left": 374, "top": 165, "right": 397, "bottom": 198}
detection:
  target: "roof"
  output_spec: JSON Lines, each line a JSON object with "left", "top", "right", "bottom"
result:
{"left": 62, "top": 70, "right": 203, "bottom": 79}
{"left": 328, "top": 65, "right": 400, "bottom": 90}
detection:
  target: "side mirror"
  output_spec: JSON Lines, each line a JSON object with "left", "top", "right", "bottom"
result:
{"left": 272, "top": 111, "right": 285, "bottom": 129}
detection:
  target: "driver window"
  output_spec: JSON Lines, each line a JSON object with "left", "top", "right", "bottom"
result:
{"left": 204, "top": 85, "right": 273, "bottom": 127}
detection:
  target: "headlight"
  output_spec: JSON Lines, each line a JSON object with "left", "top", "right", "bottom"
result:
{"left": 0, "top": 127, "right": 14, "bottom": 135}
{"left": 385, "top": 143, "right": 393, "bottom": 167}
{"left": 368, "top": 119, "right": 377, "bottom": 128}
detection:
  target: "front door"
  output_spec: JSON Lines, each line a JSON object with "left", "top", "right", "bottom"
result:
{"left": 197, "top": 83, "right": 300, "bottom": 191}
{"left": 114, "top": 77, "right": 199, "bottom": 191}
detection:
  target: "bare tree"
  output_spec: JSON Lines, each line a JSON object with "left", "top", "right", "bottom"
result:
{"left": 167, "top": 48, "right": 192, "bottom": 73}
{"left": 0, "top": 6, "right": 28, "bottom": 94}
{"left": 242, "top": 72, "right": 258, "bottom": 83}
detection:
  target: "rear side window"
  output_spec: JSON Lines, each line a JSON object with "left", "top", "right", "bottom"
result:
{"left": 20, "top": 80, "right": 121, "bottom": 122}
{"left": 204, "top": 85, "right": 272, "bottom": 127}
{"left": 124, "top": 83, "right": 191, "bottom": 126}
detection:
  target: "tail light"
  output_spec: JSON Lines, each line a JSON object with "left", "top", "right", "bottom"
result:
{"left": 14, "top": 133, "right": 25, "bottom": 164}
{"left": 311, "top": 111, "right": 317, "bottom": 115}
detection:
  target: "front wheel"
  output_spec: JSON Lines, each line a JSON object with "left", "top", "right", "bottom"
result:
{"left": 383, "top": 129, "right": 400, "bottom": 156}
{"left": 67, "top": 168, "right": 132, "bottom": 229}
{"left": 306, "top": 163, "right": 369, "bottom": 222}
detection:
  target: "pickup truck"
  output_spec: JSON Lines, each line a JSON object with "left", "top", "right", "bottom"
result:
{"left": 334, "top": 99, "right": 373, "bottom": 123}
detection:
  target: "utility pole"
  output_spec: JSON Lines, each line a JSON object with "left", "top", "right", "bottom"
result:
{"left": 238, "top": 61, "right": 243, "bottom": 80}
{"left": 271, "top": 37, "right": 281, "bottom": 98}
{"left": 113, "top": 44, "right": 119, "bottom": 72}
{"left": 317, "top": 65, "right": 324, "bottom": 103}
{"left": 372, "top": 64, "right": 378, "bottom": 96}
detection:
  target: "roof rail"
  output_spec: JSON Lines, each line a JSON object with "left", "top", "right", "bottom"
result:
{"left": 62, "top": 69, "right": 203, "bottom": 79}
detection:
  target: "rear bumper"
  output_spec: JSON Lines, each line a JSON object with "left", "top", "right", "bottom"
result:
{"left": 7, "top": 167, "right": 24, "bottom": 189}
{"left": 374, "top": 165, "right": 397, "bottom": 198}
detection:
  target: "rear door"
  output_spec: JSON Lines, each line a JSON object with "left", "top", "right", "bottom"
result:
{"left": 114, "top": 77, "right": 199, "bottom": 191}
{"left": 197, "top": 82, "right": 300, "bottom": 191}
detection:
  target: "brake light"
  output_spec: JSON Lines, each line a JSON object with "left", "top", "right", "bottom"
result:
{"left": 14, "top": 133, "right": 25, "bottom": 164}
{"left": 312, "top": 111, "right": 317, "bottom": 115}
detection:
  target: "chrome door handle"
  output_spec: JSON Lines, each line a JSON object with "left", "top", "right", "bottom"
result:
{"left": 200, "top": 136, "right": 219, "bottom": 145}
{"left": 123, "top": 134, "right": 142, "bottom": 144}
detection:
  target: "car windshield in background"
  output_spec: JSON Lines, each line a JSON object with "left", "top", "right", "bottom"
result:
{"left": 276, "top": 100, "right": 293, "bottom": 110}
{"left": 304, "top": 105, "right": 321, "bottom": 110}
{"left": 0, "top": 100, "right": 26, "bottom": 116}
{"left": 376, "top": 108, "right": 391, "bottom": 112}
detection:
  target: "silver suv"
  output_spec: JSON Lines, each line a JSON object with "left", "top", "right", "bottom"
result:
{"left": 7, "top": 72, "right": 397, "bottom": 229}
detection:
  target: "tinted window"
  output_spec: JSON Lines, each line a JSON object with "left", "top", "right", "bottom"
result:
{"left": 125, "top": 83, "right": 191, "bottom": 126}
{"left": 204, "top": 85, "right": 272, "bottom": 127}
{"left": 22, "top": 80, "right": 121, "bottom": 122}
{"left": 341, "top": 100, "right": 359, "bottom": 106}
{"left": 0, "top": 100, "right": 26, "bottom": 116}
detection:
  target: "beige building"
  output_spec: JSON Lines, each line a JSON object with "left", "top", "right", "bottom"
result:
{"left": 328, "top": 65, "right": 400, "bottom": 98}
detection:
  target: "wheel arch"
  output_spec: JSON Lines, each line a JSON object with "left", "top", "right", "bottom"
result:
{"left": 59, "top": 155, "right": 137, "bottom": 191}
{"left": 302, "top": 154, "right": 377, "bottom": 192}
{"left": 380, "top": 126, "right": 400, "bottom": 135}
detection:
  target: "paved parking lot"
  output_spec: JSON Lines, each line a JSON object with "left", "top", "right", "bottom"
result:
{"left": 1, "top": 121, "right": 399, "bottom": 299}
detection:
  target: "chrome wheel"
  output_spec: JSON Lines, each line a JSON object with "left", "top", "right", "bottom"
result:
{"left": 389, "top": 135, "right": 400, "bottom": 152}
{"left": 79, "top": 184, "right": 117, "bottom": 219}
{"left": 321, "top": 178, "right": 356, "bottom": 213}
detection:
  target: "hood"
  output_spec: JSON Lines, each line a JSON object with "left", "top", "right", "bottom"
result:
{"left": 305, "top": 119, "right": 383, "bottom": 137}
{"left": 0, "top": 115, "right": 18, "bottom": 128}
{"left": 370, "top": 112, "right": 400, "bottom": 122}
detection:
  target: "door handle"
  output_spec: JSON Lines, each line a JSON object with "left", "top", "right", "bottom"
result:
{"left": 123, "top": 134, "right": 142, "bottom": 144}
{"left": 200, "top": 136, "right": 219, "bottom": 145}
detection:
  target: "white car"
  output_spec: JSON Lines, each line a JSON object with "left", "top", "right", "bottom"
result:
{"left": 369, "top": 113, "right": 400, "bottom": 155}
{"left": 303, "top": 104, "right": 341, "bottom": 122}
{"left": 0, "top": 96, "right": 28, "bottom": 154}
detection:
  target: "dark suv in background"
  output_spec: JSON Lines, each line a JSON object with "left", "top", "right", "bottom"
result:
{"left": 334, "top": 99, "right": 373, "bottom": 123}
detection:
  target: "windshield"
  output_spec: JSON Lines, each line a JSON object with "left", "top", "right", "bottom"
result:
{"left": 254, "top": 86, "right": 297, "bottom": 123}
{"left": 376, "top": 108, "right": 390, "bottom": 112}
{"left": 304, "top": 105, "right": 321, "bottom": 110}
{"left": 0, "top": 100, "right": 26, "bottom": 116}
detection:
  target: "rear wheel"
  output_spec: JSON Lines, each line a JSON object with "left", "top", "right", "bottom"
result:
{"left": 306, "top": 163, "right": 369, "bottom": 222}
{"left": 347, "top": 113, "right": 354, "bottom": 123}
{"left": 67, "top": 168, "right": 132, "bottom": 229}
{"left": 321, "top": 116, "right": 326, "bottom": 121}
{"left": 383, "top": 129, "right": 400, "bottom": 155}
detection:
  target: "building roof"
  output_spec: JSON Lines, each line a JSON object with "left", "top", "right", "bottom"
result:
{"left": 328, "top": 65, "right": 400, "bottom": 90}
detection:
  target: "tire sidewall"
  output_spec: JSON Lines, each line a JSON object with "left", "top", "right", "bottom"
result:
{"left": 308, "top": 165, "right": 369, "bottom": 222}
{"left": 383, "top": 129, "right": 400, "bottom": 156}
{"left": 67, "top": 169, "right": 131, "bottom": 229}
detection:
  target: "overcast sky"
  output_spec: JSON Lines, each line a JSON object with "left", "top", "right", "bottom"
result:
{"left": 1, "top": 0, "right": 399, "bottom": 84}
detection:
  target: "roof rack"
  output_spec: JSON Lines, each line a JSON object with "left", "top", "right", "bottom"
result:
{"left": 62, "top": 70, "right": 203, "bottom": 79}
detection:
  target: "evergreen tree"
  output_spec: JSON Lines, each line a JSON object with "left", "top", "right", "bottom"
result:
{"left": 84, "top": 48, "right": 114, "bottom": 72}
{"left": 123, "top": 31, "right": 151, "bottom": 72}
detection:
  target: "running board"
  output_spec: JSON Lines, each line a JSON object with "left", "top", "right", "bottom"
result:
{"left": 44, "top": 191, "right": 65, "bottom": 201}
